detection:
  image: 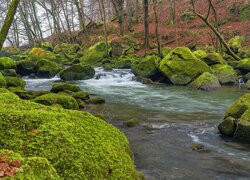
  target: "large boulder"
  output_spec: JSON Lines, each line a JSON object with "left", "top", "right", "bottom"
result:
{"left": 0, "top": 57, "right": 16, "bottom": 70}
{"left": 80, "top": 42, "right": 111, "bottom": 65}
{"left": 188, "top": 72, "right": 221, "bottom": 91}
{"left": 0, "top": 92, "right": 140, "bottom": 179}
{"left": 211, "top": 64, "right": 238, "bottom": 85}
{"left": 28, "top": 48, "right": 59, "bottom": 63}
{"left": 218, "top": 93, "right": 250, "bottom": 142}
{"left": 16, "top": 60, "right": 36, "bottom": 76}
{"left": 35, "top": 59, "right": 61, "bottom": 78}
{"left": 59, "top": 63, "right": 95, "bottom": 81}
{"left": 33, "top": 93, "right": 79, "bottom": 109}
{"left": 159, "top": 47, "right": 211, "bottom": 85}
{"left": 131, "top": 55, "right": 159, "bottom": 78}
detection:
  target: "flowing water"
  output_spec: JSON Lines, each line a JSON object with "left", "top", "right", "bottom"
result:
{"left": 24, "top": 68, "right": 250, "bottom": 180}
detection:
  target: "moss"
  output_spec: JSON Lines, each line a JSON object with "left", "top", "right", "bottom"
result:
{"left": 234, "top": 109, "right": 250, "bottom": 141}
{"left": 236, "top": 58, "right": 250, "bottom": 72}
{"left": 103, "top": 63, "right": 114, "bottom": 71}
{"left": 0, "top": 88, "right": 9, "bottom": 93}
{"left": 35, "top": 59, "right": 61, "bottom": 78}
{"left": 0, "top": 92, "right": 138, "bottom": 179}
{"left": 159, "top": 47, "right": 211, "bottom": 85}
{"left": 80, "top": 42, "right": 111, "bottom": 65}
{"left": 16, "top": 60, "right": 36, "bottom": 76}
{"left": 59, "top": 63, "right": 95, "bottom": 81}
{"left": 188, "top": 72, "right": 221, "bottom": 91}
{"left": 193, "top": 50, "right": 207, "bottom": 59}
{"left": 51, "top": 83, "right": 82, "bottom": 93}
{"left": 211, "top": 64, "right": 238, "bottom": 85}
{"left": 123, "top": 118, "right": 140, "bottom": 127}
{"left": 114, "top": 56, "right": 136, "bottom": 69}
{"left": 28, "top": 48, "right": 59, "bottom": 63}
{"left": 1, "top": 69, "right": 17, "bottom": 76}
{"left": 41, "top": 42, "right": 53, "bottom": 52}
{"left": 228, "top": 36, "right": 244, "bottom": 52}
{"left": 76, "top": 99, "right": 85, "bottom": 108}
{"left": 218, "top": 116, "right": 236, "bottom": 136}
{"left": 33, "top": 93, "right": 79, "bottom": 109}
{"left": 238, "top": 46, "right": 250, "bottom": 59}
{"left": 5, "top": 76, "right": 26, "bottom": 88}
{"left": 8, "top": 87, "right": 49, "bottom": 100}
{"left": 239, "top": 2, "right": 250, "bottom": 21}
{"left": 131, "top": 55, "right": 159, "bottom": 78}
{"left": 201, "top": 53, "right": 225, "bottom": 65}
{"left": 89, "top": 97, "right": 106, "bottom": 104}
{"left": 1, "top": 47, "right": 21, "bottom": 56}
{"left": 54, "top": 43, "right": 80, "bottom": 55}
{"left": 0, "top": 57, "right": 16, "bottom": 70}
{"left": 161, "top": 47, "right": 171, "bottom": 58}
{"left": 0, "top": 72, "right": 7, "bottom": 87}
{"left": 0, "top": 149, "right": 60, "bottom": 179}
{"left": 72, "top": 91, "right": 90, "bottom": 101}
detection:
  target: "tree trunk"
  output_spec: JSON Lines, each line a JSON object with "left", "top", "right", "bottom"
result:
{"left": 143, "top": 0, "right": 149, "bottom": 48}
{"left": 153, "top": 0, "right": 161, "bottom": 57}
{"left": 0, "top": 0, "right": 20, "bottom": 50}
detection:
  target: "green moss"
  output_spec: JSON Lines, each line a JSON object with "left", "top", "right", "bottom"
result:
{"left": 1, "top": 69, "right": 17, "bottom": 76}
{"left": 5, "top": 76, "right": 26, "bottom": 88}
{"left": 211, "top": 64, "right": 238, "bottom": 85}
{"left": 0, "top": 149, "right": 60, "bottom": 179}
{"left": 0, "top": 57, "right": 16, "bottom": 70}
{"left": 59, "top": 63, "right": 95, "bottom": 81}
{"left": 161, "top": 47, "right": 171, "bottom": 58}
{"left": 159, "top": 47, "right": 211, "bottom": 85}
{"left": 28, "top": 48, "right": 59, "bottom": 63}
{"left": 218, "top": 116, "right": 236, "bottom": 136}
{"left": 193, "top": 50, "right": 207, "bottom": 59}
{"left": 114, "top": 56, "right": 137, "bottom": 69}
{"left": 41, "top": 42, "right": 53, "bottom": 52}
{"left": 103, "top": 63, "right": 114, "bottom": 71}
{"left": 35, "top": 59, "right": 61, "bottom": 78}
{"left": 234, "top": 109, "right": 250, "bottom": 141}
{"left": 0, "top": 88, "right": 9, "bottom": 93}
{"left": 131, "top": 55, "right": 159, "bottom": 78}
{"left": 89, "top": 97, "right": 106, "bottom": 104}
{"left": 228, "top": 36, "right": 244, "bottom": 52}
{"left": 54, "top": 43, "right": 80, "bottom": 55}
{"left": 0, "top": 72, "right": 7, "bottom": 87}
{"left": 188, "top": 72, "right": 221, "bottom": 91}
{"left": 16, "top": 60, "right": 36, "bottom": 76}
{"left": 236, "top": 58, "right": 250, "bottom": 72}
{"left": 239, "top": 2, "right": 250, "bottom": 21}
{"left": 1, "top": 47, "right": 21, "bottom": 56}
{"left": 72, "top": 91, "right": 90, "bottom": 101}
{"left": 80, "top": 42, "right": 111, "bottom": 65}
{"left": 76, "top": 99, "right": 85, "bottom": 108}
{"left": 51, "top": 83, "right": 82, "bottom": 93}
{"left": 33, "top": 93, "right": 79, "bottom": 109}
{"left": 123, "top": 118, "right": 140, "bottom": 127}
{"left": 201, "top": 53, "right": 225, "bottom": 65}
{"left": 8, "top": 87, "right": 49, "bottom": 100}
{"left": 0, "top": 92, "right": 138, "bottom": 179}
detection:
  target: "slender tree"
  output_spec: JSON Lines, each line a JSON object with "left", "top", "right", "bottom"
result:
{"left": 143, "top": 0, "right": 149, "bottom": 48}
{"left": 0, "top": 0, "right": 20, "bottom": 50}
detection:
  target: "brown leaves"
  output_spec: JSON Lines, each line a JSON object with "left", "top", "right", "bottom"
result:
{"left": 0, "top": 154, "right": 22, "bottom": 178}
{"left": 28, "top": 129, "right": 39, "bottom": 136}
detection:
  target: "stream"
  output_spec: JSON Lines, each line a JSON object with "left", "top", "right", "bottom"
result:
{"left": 24, "top": 68, "right": 250, "bottom": 180}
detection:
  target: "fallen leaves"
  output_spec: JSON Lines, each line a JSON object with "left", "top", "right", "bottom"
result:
{"left": 0, "top": 153, "right": 22, "bottom": 178}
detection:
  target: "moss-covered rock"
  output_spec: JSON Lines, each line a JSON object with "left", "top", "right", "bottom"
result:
{"left": 188, "top": 72, "right": 221, "bottom": 91}
{"left": 193, "top": 50, "right": 207, "bottom": 59}
{"left": 201, "top": 53, "right": 225, "bottom": 65}
{"left": 114, "top": 56, "right": 136, "bottom": 69}
{"left": 123, "top": 118, "right": 140, "bottom": 127}
{"left": 28, "top": 48, "right": 58, "bottom": 62}
{"left": 244, "top": 80, "right": 250, "bottom": 90}
{"left": 0, "top": 149, "right": 60, "bottom": 179}
{"left": 211, "top": 64, "right": 238, "bottom": 85}
{"left": 35, "top": 59, "right": 61, "bottom": 78}
{"left": 238, "top": 46, "right": 250, "bottom": 59}
{"left": 161, "top": 47, "right": 171, "bottom": 58}
{"left": 0, "top": 57, "right": 16, "bottom": 70}
{"left": 0, "top": 47, "right": 21, "bottom": 57}
{"left": 33, "top": 93, "right": 79, "bottom": 109}
{"left": 54, "top": 43, "right": 80, "bottom": 55}
{"left": 1, "top": 69, "right": 17, "bottom": 77}
{"left": 159, "top": 47, "right": 211, "bottom": 85}
{"left": 80, "top": 42, "right": 111, "bottom": 65}
{"left": 102, "top": 63, "right": 114, "bottom": 71}
{"left": 0, "top": 92, "right": 139, "bottom": 179}
{"left": 5, "top": 76, "right": 26, "bottom": 88}
{"left": 59, "top": 63, "right": 95, "bottom": 81}
{"left": 236, "top": 58, "right": 250, "bottom": 73}
{"left": 16, "top": 60, "right": 36, "bottom": 76}
{"left": 110, "top": 36, "right": 136, "bottom": 57}
{"left": 41, "top": 42, "right": 54, "bottom": 52}
{"left": 89, "top": 97, "right": 106, "bottom": 104}
{"left": 131, "top": 55, "right": 159, "bottom": 78}
{"left": 8, "top": 87, "right": 49, "bottom": 100}
{"left": 72, "top": 91, "right": 90, "bottom": 101}
{"left": 228, "top": 36, "right": 244, "bottom": 53}
{"left": 50, "top": 83, "right": 82, "bottom": 93}
{"left": 0, "top": 72, "right": 7, "bottom": 87}
{"left": 218, "top": 93, "right": 250, "bottom": 141}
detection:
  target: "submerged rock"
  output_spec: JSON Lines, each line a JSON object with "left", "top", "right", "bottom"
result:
{"left": 218, "top": 93, "right": 250, "bottom": 142}
{"left": 89, "top": 97, "right": 106, "bottom": 104}
{"left": 211, "top": 64, "right": 238, "bottom": 85}
{"left": 188, "top": 72, "right": 221, "bottom": 91}
{"left": 159, "top": 47, "right": 211, "bottom": 85}
{"left": 59, "top": 63, "right": 95, "bottom": 81}
{"left": 123, "top": 118, "right": 140, "bottom": 127}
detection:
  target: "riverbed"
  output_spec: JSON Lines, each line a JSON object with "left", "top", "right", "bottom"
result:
{"left": 24, "top": 68, "right": 250, "bottom": 180}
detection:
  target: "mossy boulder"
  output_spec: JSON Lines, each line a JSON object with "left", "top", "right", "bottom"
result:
{"left": 80, "top": 42, "right": 111, "bottom": 65}
{"left": 89, "top": 97, "right": 106, "bottom": 104}
{"left": 72, "top": 91, "right": 90, "bottom": 101}
{"left": 131, "top": 55, "right": 159, "bottom": 78}
{"left": 0, "top": 149, "right": 60, "bottom": 179}
{"left": 188, "top": 72, "right": 221, "bottom": 91}
{"left": 41, "top": 42, "right": 54, "bottom": 52}
{"left": 5, "top": 76, "right": 26, "bottom": 88}
{"left": 211, "top": 64, "right": 238, "bottom": 85}
{"left": 0, "top": 92, "right": 139, "bottom": 179}
{"left": 161, "top": 47, "right": 171, "bottom": 57}
{"left": 59, "top": 63, "right": 95, "bottom": 81}
{"left": 50, "top": 83, "right": 82, "bottom": 93}
{"left": 114, "top": 56, "right": 135, "bottom": 69}
{"left": 1, "top": 69, "right": 17, "bottom": 77}
{"left": 0, "top": 72, "right": 7, "bottom": 87}
{"left": 0, "top": 47, "right": 21, "bottom": 56}
{"left": 201, "top": 53, "right": 225, "bottom": 65}
{"left": 0, "top": 57, "right": 16, "bottom": 70}
{"left": 236, "top": 58, "right": 250, "bottom": 73}
{"left": 35, "top": 59, "right": 61, "bottom": 78}
{"left": 123, "top": 118, "right": 140, "bottom": 127}
{"left": 54, "top": 43, "right": 80, "bottom": 55}
{"left": 218, "top": 93, "right": 250, "bottom": 141}
{"left": 33, "top": 93, "right": 79, "bottom": 109}
{"left": 159, "top": 47, "right": 211, "bottom": 85}
{"left": 28, "top": 48, "right": 58, "bottom": 62}
{"left": 8, "top": 87, "right": 49, "bottom": 100}
{"left": 193, "top": 50, "right": 207, "bottom": 59}
{"left": 16, "top": 60, "right": 36, "bottom": 76}
{"left": 110, "top": 36, "right": 136, "bottom": 57}
{"left": 228, "top": 36, "right": 244, "bottom": 53}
